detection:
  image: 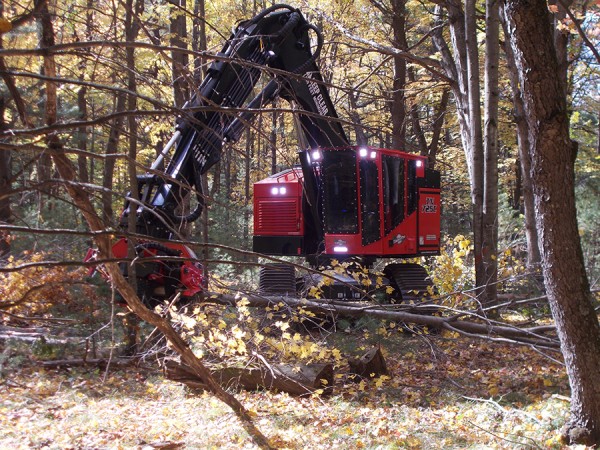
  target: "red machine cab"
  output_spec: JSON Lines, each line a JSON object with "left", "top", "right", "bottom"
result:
{"left": 253, "top": 146, "right": 440, "bottom": 260}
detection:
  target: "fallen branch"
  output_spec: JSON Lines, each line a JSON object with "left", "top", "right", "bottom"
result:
{"left": 198, "top": 291, "right": 560, "bottom": 349}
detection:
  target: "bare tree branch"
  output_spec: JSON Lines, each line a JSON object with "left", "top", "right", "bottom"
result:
{"left": 556, "top": 0, "right": 600, "bottom": 65}
{"left": 198, "top": 291, "right": 560, "bottom": 349}
{"left": 311, "top": 8, "right": 453, "bottom": 83}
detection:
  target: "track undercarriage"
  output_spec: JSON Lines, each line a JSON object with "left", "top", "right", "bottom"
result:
{"left": 258, "top": 260, "right": 435, "bottom": 304}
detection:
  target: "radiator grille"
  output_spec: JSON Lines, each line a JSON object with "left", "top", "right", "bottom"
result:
{"left": 256, "top": 200, "right": 298, "bottom": 233}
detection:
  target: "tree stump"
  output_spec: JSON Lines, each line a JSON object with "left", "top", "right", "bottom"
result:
{"left": 348, "top": 346, "right": 388, "bottom": 380}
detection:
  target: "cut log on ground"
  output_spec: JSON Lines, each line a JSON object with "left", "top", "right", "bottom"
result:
{"left": 164, "top": 359, "right": 334, "bottom": 396}
{"left": 0, "top": 326, "right": 81, "bottom": 345}
{"left": 348, "top": 346, "right": 388, "bottom": 380}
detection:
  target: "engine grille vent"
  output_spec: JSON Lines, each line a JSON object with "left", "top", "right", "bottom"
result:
{"left": 256, "top": 200, "right": 298, "bottom": 233}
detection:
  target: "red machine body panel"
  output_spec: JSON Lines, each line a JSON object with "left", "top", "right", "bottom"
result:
{"left": 254, "top": 168, "right": 304, "bottom": 236}
{"left": 417, "top": 189, "right": 441, "bottom": 253}
{"left": 253, "top": 147, "right": 441, "bottom": 259}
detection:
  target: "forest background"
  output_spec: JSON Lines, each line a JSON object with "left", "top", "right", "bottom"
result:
{"left": 0, "top": 0, "right": 599, "bottom": 448}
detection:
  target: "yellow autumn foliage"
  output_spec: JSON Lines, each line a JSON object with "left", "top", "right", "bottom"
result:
{"left": 0, "top": 252, "right": 96, "bottom": 322}
{"left": 428, "top": 235, "right": 475, "bottom": 300}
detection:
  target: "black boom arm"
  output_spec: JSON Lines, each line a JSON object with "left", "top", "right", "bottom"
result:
{"left": 124, "top": 4, "right": 349, "bottom": 239}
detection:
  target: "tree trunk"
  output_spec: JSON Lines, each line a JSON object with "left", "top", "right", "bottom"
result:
{"left": 348, "top": 91, "right": 368, "bottom": 146}
{"left": 101, "top": 90, "right": 126, "bottom": 224}
{"left": 37, "top": 0, "right": 57, "bottom": 212}
{"left": 76, "top": 86, "right": 89, "bottom": 184}
{"left": 123, "top": 0, "right": 142, "bottom": 356}
{"left": 192, "top": 0, "right": 207, "bottom": 82}
{"left": 243, "top": 128, "right": 252, "bottom": 255}
{"left": 169, "top": 0, "right": 189, "bottom": 108}
{"left": 192, "top": 0, "right": 210, "bottom": 263}
{"left": 504, "top": 0, "right": 600, "bottom": 444}
{"left": 549, "top": 0, "right": 571, "bottom": 98}
{"left": 270, "top": 104, "right": 277, "bottom": 174}
{"left": 410, "top": 99, "right": 429, "bottom": 155}
{"left": 482, "top": 0, "right": 500, "bottom": 305}
{"left": 0, "top": 97, "right": 10, "bottom": 259}
{"left": 197, "top": 290, "right": 560, "bottom": 348}
{"left": 348, "top": 346, "right": 388, "bottom": 380}
{"left": 75, "top": 0, "right": 95, "bottom": 185}
{"left": 200, "top": 175, "right": 210, "bottom": 262}
{"left": 47, "top": 148, "right": 274, "bottom": 449}
{"left": 0, "top": 0, "right": 30, "bottom": 129}
{"left": 0, "top": 2, "right": 9, "bottom": 258}
{"left": 406, "top": 68, "right": 448, "bottom": 168}
{"left": 101, "top": 7, "right": 128, "bottom": 224}
{"left": 0, "top": 0, "right": 32, "bottom": 259}
{"left": 431, "top": 4, "right": 496, "bottom": 305}
{"left": 390, "top": 0, "right": 408, "bottom": 150}
{"left": 465, "top": 0, "right": 488, "bottom": 304}
{"left": 168, "top": 0, "right": 192, "bottom": 238}
{"left": 432, "top": 5, "right": 471, "bottom": 175}
{"left": 500, "top": 14, "right": 541, "bottom": 268}
{"left": 426, "top": 88, "right": 449, "bottom": 169}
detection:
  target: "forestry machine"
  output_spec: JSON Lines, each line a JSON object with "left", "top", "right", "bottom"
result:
{"left": 87, "top": 4, "right": 441, "bottom": 304}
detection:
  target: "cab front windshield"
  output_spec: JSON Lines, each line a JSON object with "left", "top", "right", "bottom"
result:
{"left": 321, "top": 149, "right": 358, "bottom": 234}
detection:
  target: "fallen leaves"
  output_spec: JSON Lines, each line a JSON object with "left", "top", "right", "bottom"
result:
{"left": 0, "top": 330, "right": 571, "bottom": 449}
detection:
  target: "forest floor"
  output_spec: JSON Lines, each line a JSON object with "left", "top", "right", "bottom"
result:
{"left": 0, "top": 325, "right": 575, "bottom": 449}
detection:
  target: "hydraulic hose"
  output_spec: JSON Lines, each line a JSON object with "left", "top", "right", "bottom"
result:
{"left": 169, "top": 163, "right": 204, "bottom": 224}
{"left": 248, "top": 4, "right": 297, "bottom": 24}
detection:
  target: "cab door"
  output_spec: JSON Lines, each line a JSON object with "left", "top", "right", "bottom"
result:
{"left": 359, "top": 156, "right": 383, "bottom": 253}
{"left": 417, "top": 189, "right": 441, "bottom": 253}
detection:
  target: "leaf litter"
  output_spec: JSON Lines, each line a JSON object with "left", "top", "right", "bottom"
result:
{"left": 0, "top": 329, "right": 574, "bottom": 449}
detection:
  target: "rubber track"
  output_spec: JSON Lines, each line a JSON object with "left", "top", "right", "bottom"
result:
{"left": 259, "top": 264, "right": 296, "bottom": 295}
{"left": 384, "top": 263, "right": 434, "bottom": 301}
